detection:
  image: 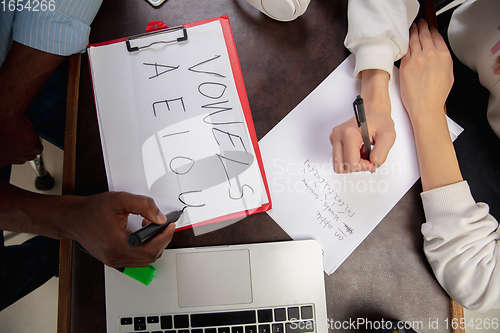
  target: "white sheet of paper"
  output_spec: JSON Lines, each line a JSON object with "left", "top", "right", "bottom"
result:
{"left": 88, "top": 20, "right": 266, "bottom": 231}
{"left": 259, "top": 55, "right": 463, "bottom": 274}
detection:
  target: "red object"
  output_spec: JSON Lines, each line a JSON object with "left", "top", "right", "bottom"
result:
{"left": 145, "top": 20, "right": 168, "bottom": 33}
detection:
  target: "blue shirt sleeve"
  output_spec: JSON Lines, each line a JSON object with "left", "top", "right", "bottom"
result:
{"left": 0, "top": 0, "right": 102, "bottom": 66}
{"left": 0, "top": 9, "right": 15, "bottom": 65}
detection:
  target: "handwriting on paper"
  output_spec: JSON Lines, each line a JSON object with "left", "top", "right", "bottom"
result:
{"left": 140, "top": 54, "right": 256, "bottom": 209}
{"left": 89, "top": 20, "right": 268, "bottom": 230}
{"left": 303, "top": 159, "right": 355, "bottom": 241}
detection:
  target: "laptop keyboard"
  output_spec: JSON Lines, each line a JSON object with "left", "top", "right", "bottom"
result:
{"left": 119, "top": 304, "right": 316, "bottom": 333}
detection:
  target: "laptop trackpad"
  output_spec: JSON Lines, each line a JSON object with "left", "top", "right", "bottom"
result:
{"left": 176, "top": 249, "right": 253, "bottom": 308}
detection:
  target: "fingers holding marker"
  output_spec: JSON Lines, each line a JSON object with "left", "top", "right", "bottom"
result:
{"left": 330, "top": 124, "right": 377, "bottom": 173}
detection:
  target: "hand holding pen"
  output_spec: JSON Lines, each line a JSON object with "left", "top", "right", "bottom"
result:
{"left": 353, "top": 95, "right": 372, "bottom": 161}
{"left": 70, "top": 192, "right": 175, "bottom": 268}
{"left": 76, "top": 195, "right": 180, "bottom": 285}
{"left": 128, "top": 208, "right": 184, "bottom": 247}
{"left": 330, "top": 70, "right": 396, "bottom": 173}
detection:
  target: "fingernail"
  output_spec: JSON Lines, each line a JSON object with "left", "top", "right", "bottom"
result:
{"left": 157, "top": 211, "right": 167, "bottom": 224}
{"left": 411, "top": 22, "right": 417, "bottom": 28}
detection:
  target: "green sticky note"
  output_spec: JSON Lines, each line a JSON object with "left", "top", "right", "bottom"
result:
{"left": 121, "top": 265, "right": 156, "bottom": 286}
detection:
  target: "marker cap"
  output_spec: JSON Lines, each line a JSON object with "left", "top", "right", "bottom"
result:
{"left": 121, "top": 266, "right": 156, "bottom": 286}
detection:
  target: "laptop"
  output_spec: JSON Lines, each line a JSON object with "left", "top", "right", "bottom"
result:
{"left": 105, "top": 240, "right": 328, "bottom": 333}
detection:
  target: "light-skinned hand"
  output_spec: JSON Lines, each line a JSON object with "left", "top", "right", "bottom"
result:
{"left": 400, "top": 20, "right": 454, "bottom": 124}
{"left": 400, "top": 19, "right": 461, "bottom": 192}
{"left": 330, "top": 69, "right": 396, "bottom": 173}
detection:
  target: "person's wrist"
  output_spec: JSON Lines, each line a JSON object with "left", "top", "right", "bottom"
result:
{"left": 409, "top": 106, "right": 448, "bottom": 133}
{"left": 59, "top": 195, "right": 92, "bottom": 241}
{"left": 37, "top": 194, "right": 88, "bottom": 240}
{"left": 360, "top": 69, "right": 391, "bottom": 115}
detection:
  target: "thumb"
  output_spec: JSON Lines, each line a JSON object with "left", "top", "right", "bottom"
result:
{"left": 369, "top": 131, "right": 396, "bottom": 167}
{"left": 120, "top": 193, "right": 167, "bottom": 225}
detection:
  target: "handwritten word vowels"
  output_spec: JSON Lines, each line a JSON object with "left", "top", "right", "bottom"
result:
{"left": 146, "top": 54, "right": 255, "bottom": 205}
{"left": 189, "top": 55, "right": 254, "bottom": 200}
{"left": 188, "top": 56, "right": 246, "bottom": 151}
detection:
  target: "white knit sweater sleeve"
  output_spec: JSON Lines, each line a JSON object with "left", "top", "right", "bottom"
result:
{"left": 421, "top": 181, "right": 500, "bottom": 312}
{"left": 344, "top": 0, "right": 420, "bottom": 79}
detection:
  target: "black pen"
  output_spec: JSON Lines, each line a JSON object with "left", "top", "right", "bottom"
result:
{"left": 127, "top": 209, "right": 183, "bottom": 247}
{"left": 353, "top": 95, "right": 371, "bottom": 161}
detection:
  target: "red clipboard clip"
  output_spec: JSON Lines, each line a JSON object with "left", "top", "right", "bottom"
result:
{"left": 145, "top": 20, "right": 168, "bottom": 32}
{"left": 125, "top": 24, "right": 188, "bottom": 52}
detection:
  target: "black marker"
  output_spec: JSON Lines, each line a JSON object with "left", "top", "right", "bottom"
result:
{"left": 127, "top": 209, "right": 184, "bottom": 247}
{"left": 353, "top": 95, "right": 371, "bottom": 161}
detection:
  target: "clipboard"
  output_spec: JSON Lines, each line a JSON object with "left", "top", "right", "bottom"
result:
{"left": 87, "top": 16, "right": 271, "bottom": 232}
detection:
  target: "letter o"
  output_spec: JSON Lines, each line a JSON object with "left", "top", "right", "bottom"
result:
{"left": 198, "top": 82, "right": 227, "bottom": 99}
